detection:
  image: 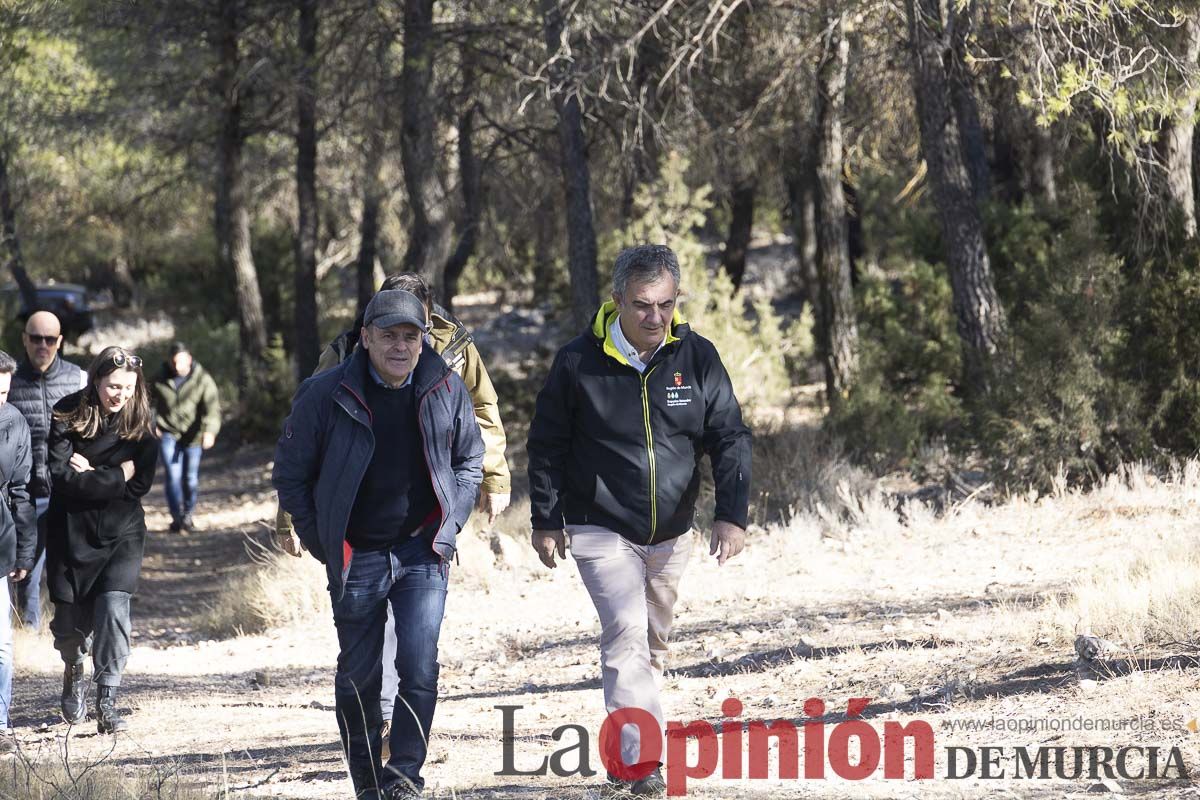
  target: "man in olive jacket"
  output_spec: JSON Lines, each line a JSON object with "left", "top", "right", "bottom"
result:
{"left": 151, "top": 343, "right": 220, "bottom": 533}
{"left": 527, "top": 244, "right": 752, "bottom": 796}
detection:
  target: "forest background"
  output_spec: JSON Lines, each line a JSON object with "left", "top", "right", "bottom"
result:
{"left": 3, "top": 0, "right": 1200, "bottom": 495}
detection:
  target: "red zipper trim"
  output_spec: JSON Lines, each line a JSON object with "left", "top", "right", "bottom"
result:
{"left": 417, "top": 375, "right": 453, "bottom": 557}
{"left": 338, "top": 381, "right": 373, "bottom": 425}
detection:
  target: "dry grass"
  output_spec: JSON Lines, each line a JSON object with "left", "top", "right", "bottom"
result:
{"left": 1040, "top": 535, "right": 1200, "bottom": 649}
{"left": 195, "top": 536, "right": 330, "bottom": 638}
{"left": 0, "top": 757, "right": 215, "bottom": 800}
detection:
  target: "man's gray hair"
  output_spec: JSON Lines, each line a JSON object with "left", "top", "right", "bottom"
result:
{"left": 612, "top": 244, "right": 681, "bottom": 298}
{"left": 0, "top": 350, "right": 16, "bottom": 375}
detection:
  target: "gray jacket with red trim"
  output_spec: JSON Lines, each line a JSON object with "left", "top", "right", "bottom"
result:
{"left": 272, "top": 345, "right": 483, "bottom": 597}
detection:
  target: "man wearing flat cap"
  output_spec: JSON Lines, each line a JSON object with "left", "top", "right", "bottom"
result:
{"left": 273, "top": 289, "right": 484, "bottom": 800}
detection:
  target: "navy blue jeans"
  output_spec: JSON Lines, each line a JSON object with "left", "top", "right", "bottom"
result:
{"left": 159, "top": 432, "right": 202, "bottom": 524}
{"left": 330, "top": 535, "right": 448, "bottom": 794}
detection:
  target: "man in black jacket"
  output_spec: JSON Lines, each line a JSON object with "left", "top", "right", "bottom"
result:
{"left": 527, "top": 244, "right": 752, "bottom": 796}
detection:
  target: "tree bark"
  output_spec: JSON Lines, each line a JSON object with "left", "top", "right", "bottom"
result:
{"left": 215, "top": 0, "right": 268, "bottom": 398}
{"left": 907, "top": 0, "right": 1006, "bottom": 395}
{"left": 0, "top": 149, "right": 37, "bottom": 311}
{"left": 621, "top": 35, "right": 664, "bottom": 223}
{"left": 357, "top": 136, "right": 383, "bottom": 317}
{"left": 541, "top": 0, "right": 599, "bottom": 329}
{"left": 948, "top": 2, "right": 990, "bottom": 206}
{"left": 721, "top": 176, "right": 755, "bottom": 291}
{"left": 442, "top": 48, "right": 481, "bottom": 313}
{"left": 786, "top": 116, "right": 822, "bottom": 322}
{"left": 293, "top": 0, "right": 319, "bottom": 378}
{"left": 399, "top": 0, "right": 452, "bottom": 294}
{"left": 1028, "top": 122, "right": 1058, "bottom": 204}
{"left": 814, "top": 6, "right": 859, "bottom": 403}
{"left": 1160, "top": 17, "right": 1200, "bottom": 238}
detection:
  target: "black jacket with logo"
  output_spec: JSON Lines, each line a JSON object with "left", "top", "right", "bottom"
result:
{"left": 527, "top": 302, "right": 751, "bottom": 545}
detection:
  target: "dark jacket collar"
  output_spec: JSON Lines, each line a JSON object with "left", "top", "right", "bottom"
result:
{"left": 17, "top": 353, "right": 68, "bottom": 381}
{"left": 340, "top": 343, "right": 451, "bottom": 402}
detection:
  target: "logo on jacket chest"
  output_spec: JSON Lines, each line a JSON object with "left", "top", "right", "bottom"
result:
{"left": 665, "top": 371, "right": 693, "bottom": 407}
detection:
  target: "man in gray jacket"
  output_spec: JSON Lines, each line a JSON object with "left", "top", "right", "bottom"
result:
{"left": 8, "top": 311, "right": 85, "bottom": 629}
{"left": 273, "top": 289, "right": 484, "bottom": 800}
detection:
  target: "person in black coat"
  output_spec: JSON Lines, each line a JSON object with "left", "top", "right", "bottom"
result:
{"left": 45, "top": 346, "right": 157, "bottom": 734}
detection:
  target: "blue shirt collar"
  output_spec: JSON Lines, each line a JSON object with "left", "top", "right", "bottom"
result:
{"left": 367, "top": 359, "right": 414, "bottom": 389}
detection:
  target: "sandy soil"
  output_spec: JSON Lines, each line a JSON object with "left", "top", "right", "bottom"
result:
{"left": 6, "top": 439, "right": 1199, "bottom": 800}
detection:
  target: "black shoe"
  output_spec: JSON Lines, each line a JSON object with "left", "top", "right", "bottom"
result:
{"left": 60, "top": 663, "right": 87, "bottom": 724}
{"left": 95, "top": 685, "right": 127, "bottom": 734}
{"left": 169, "top": 520, "right": 182, "bottom": 533}
{"left": 382, "top": 779, "right": 422, "bottom": 800}
{"left": 630, "top": 767, "right": 666, "bottom": 797}
{"left": 181, "top": 515, "right": 195, "bottom": 533}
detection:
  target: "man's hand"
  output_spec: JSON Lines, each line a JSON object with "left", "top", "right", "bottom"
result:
{"left": 709, "top": 521, "right": 746, "bottom": 566}
{"left": 8, "top": 569, "right": 27, "bottom": 582}
{"left": 201, "top": 432, "right": 216, "bottom": 450}
{"left": 478, "top": 492, "right": 511, "bottom": 526}
{"left": 69, "top": 453, "right": 93, "bottom": 473}
{"left": 531, "top": 529, "right": 566, "bottom": 569}
{"left": 120, "top": 460, "right": 135, "bottom": 481}
{"left": 276, "top": 531, "right": 304, "bottom": 558}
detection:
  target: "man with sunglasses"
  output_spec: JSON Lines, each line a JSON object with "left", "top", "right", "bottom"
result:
{"left": 8, "top": 311, "right": 85, "bottom": 630}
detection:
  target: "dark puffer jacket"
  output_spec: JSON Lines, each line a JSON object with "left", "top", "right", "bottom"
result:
{"left": 9, "top": 355, "right": 85, "bottom": 499}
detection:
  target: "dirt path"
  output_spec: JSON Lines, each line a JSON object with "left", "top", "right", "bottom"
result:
{"left": 9, "top": 446, "right": 1200, "bottom": 799}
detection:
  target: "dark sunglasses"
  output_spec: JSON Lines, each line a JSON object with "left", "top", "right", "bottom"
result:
{"left": 24, "top": 333, "right": 59, "bottom": 345}
{"left": 109, "top": 351, "right": 143, "bottom": 370}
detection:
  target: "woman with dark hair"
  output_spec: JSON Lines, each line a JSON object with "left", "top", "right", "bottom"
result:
{"left": 45, "top": 346, "right": 158, "bottom": 733}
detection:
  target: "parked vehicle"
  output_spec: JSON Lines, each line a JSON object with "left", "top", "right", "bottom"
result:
{"left": 0, "top": 282, "right": 95, "bottom": 338}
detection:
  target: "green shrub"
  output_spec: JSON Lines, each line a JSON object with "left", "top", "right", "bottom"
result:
{"left": 829, "top": 257, "right": 964, "bottom": 468}
{"left": 1126, "top": 242, "right": 1200, "bottom": 455}
{"left": 980, "top": 189, "right": 1148, "bottom": 488}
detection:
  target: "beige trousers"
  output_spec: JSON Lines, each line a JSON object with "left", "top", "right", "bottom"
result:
{"left": 568, "top": 525, "right": 692, "bottom": 769}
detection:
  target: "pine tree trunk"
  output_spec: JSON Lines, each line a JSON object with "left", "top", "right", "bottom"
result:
{"left": 721, "top": 176, "right": 755, "bottom": 291}
{"left": 907, "top": 0, "right": 1006, "bottom": 395}
{"left": 293, "top": 0, "right": 320, "bottom": 378}
{"left": 814, "top": 7, "right": 859, "bottom": 403}
{"left": 949, "top": 3, "right": 990, "bottom": 206}
{"left": 541, "top": 0, "right": 599, "bottom": 329}
{"left": 400, "top": 0, "right": 452, "bottom": 293}
{"left": 215, "top": 0, "right": 268, "bottom": 398}
{"left": 443, "top": 49, "right": 481, "bottom": 313}
{"left": 621, "top": 35, "right": 664, "bottom": 223}
{"left": 357, "top": 140, "right": 383, "bottom": 317}
{"left": 1161, "top": 17, "right": 1200, "bottom": 238}
{"left": 0, "top": 148, "right": 37, "bottom": 311}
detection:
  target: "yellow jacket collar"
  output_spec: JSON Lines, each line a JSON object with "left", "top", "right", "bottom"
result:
{"left": 590, "top": 300, "right": 684, "bottom": 367}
